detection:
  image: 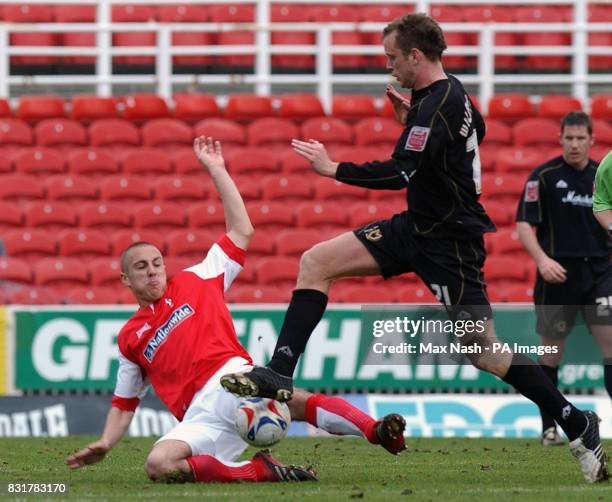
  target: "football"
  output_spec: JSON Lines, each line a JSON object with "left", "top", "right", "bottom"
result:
{"left": 234, "top": 397, "right": 291, "bottom": 447}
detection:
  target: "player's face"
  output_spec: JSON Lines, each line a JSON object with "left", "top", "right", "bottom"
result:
{"left": 121, "top": 245, "right": 167, "bottom": 305}
{"left": 383, "top": 32, "right": 417, "bottom": 89}
{"left": 560, "top": 124, "right": 593, "bottom": 169}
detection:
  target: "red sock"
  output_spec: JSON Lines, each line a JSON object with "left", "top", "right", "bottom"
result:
{"left": 305, "top": 394, "right": 378, "bottom": 444}
{"left": 187, "top": 455, "right": 262, "bottom": 483}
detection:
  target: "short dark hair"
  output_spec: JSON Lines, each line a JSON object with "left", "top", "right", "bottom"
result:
{"left": 383, "top": 13, "right": 447, "bottom": 62}
{"left": 120, "top": 241, "right": 158, "bottom": 273}
{"left": 560, "top": 111, "right": 593, "bottom": 136}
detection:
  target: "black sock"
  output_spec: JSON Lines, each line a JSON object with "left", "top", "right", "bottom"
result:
{"left": 502, "top": 354, "right": 586, "bottom": 441}
{"left": 537, "top": 361, "right": 559, "bottom": 432}
{"left": 268, "top": 289, "right": 328, "bottom": 377}
{"left": 604, "top": 358, "right": 612, "bottom": 400}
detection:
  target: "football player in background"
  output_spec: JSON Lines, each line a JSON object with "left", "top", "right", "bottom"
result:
{"left": 65, "top": 137, "right": 405, "bottom": 484}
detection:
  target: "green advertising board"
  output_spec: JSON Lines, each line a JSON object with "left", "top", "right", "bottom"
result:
{"left": 12, "top": 305, "right": 604, "bottom": 392}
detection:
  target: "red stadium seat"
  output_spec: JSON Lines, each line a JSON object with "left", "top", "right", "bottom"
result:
{"left": 513, "top": 5, "right": 569, "bottom": 23}
{"left": 34, "top": 257, "right": 89, "bottom": 290}
{"left": 100, "top": 175, "right": 151, "bottom": 201}
{"left": 353, "top": 117, "right": 403, "bottom": 147}
{"left": 338, "top": 285, "right": 396, "bottom": 303}
{"left": 0, "top": 257, "right": 33, "bottom": 284}
{"left": 261, "top": 174, "right": 313, "bottom": 201}
{"left": 225, "top": 147, "right": 280, "bottom": 177}
{"left": 67, "top": 148, "right": 119, "bottom": 177}
{"left": 225, "top": 95, "right": 273, "bottom": 122}
{"left": 0, "top": 119, "right": 33, "bottom": 148}
{"left": 488, "top": 95, "right": 534, "bottom": 122}
{"left": 165, "top": 229, "right": 217, "bottom": 258}
{"left": 89, "top": 119, "right": 140, "bottom": 148}
{"left": 71, "top": 96, "right": 119, "bottom": 123}
{"left": 16, "top": 96, "right": 66, "bottom": 123}
{"left": 589, "top": 4, "right": 612, "bottom": 23}
{"left": 4, "top": 229, "right": 56, "bottom": 258}
{"left": 153, "top": 176, "right": 207, "bottom": 203}
{"left": 279, "top": 148, "right": 310, "bottom": 174}
{"left": 10, "top": 33, "right": 60, "bottom": 66}
{"left": 484, "top": 256, "right": 529, "bottom": 282}
{"left": 118, "top": 287, "right": 138, "bottom": 305}
{"left": 58, "top": 229, "right": 110, "bottom": 257}
{"left": 226, "top": 285, "right": 289, "bottom": 304}
{"left": 0, "top": 99, "right": 11, "bottom": 118}
{"left": 158, "top": 4, "right": 209, "bottom": 22}
{"left": 481, "top": 200, "right": 515, "bottom": 228}
{"left": 277, "top": 95, "right": 325, "bottom": 121}
{"left": 172, "top": 148, "right": 202, "bottom": 175}
{"left": 54, "top": 4, "right": 96, "bottom": 22}
{"left": 62, "top": 32, "right": 96, "bottom": 65}
{"left": 271, "top": 32, "right": 315, "bottom": 70}
{"left": 110, "top": 229, "right": 166, "bottom": 255}
{"left": 142, "top": 119, "right": 192, "bottom": 149}
{"left": 347, "top": 202, "right": 397, "bottom": 228}
{"left": 395, "top": 285, "right": 438, "bottom": 303}
{"left": 481, "top": 173, "right": 525, "bottom": 200}
{"left": 13, "top": 147, "right": 65, "bottom": 175}
{"left": 171, "top": 32, "right": 215, "bottom": 67}
{"left": 193, "top": 119, "right": 247, "bottom": 147}
{"left": 359, "top": 4, "right": 407, "bottom": 22}
{"left": 46, "top": 175, "right": 98, "bottom": 201}
{"left": 499, "top": 284, "right": 534, "bottom": 303}
{"left": 275, "top": 229, "right": 321, "bottom": 256}
{"left": 112, "top": 4, "right": 156, "bottom": 22}
{"left": 594, "top": 120, "right": 612, "bottom": 146}
{"left": 186, "top": 201, "right": 225, "bottom": 231}
{"left": 78, "top": 202, "right": 132, "bottom": 230}
{"left": 232, "top": 175, "right": 261, "bottom": 201}
{"left": 246, "top": 201, "right": 295, "bottom": 230}
{"left": 0, "top": 174, "right": 45, "bottom": 201}
{"left": 89, "top": 258, "right": 122, "bottom": 287}
{"left": 4, "top": 4, "right": 53, "bottom": 22}
{"left": 590, "top": 145, "right": 610, "bottom": 163}
{"left": 133, "top": 202, "right": 186, "bottom": 230}
{"left": 312, "top": 5, "right": 359, "bottom": 22}
{"left": 495, "top": 147, "right": 548, "bottom": 173}
{"left": 65, "top": 286, "right": 119, "bottom": 305}
{"left": 295, "top": 201, "right": 347, "bottom": 229}
{"left": 522, "top": 33, "right": 571, "bottom": 72}
{"left": 120, "top": 148, "right": 173, "bottom": 176}
{"left": 8, "top": 287, "right": 60, "bottom": 305}
{"left": 313, "top": 178, "right": 369, "bottom": 204}
{"left": 124, "top": 94, "right": 170, "bottom": 122}
{"left": 482, "top": 119, "right": 513, "bottom": 146}
{"left": 271, "top": 3, "right": 314, "bottom": 21}
{"left": 25, "top": 201, "right": 77, "bottom": 229}
{"left": 301, "top": 117, "right": 352, "bottom": 146}
{"left": 173, "top": 94, "right": 219, "bottom": 122}
{"left": 331, "top": 32, "right": 366, "bottom": 70}
{"left": 591, "top": 95, "right": 612, "bottom": 120}
{"left": 589, "top": 32, "right": 612, "bottom": 72}
{"left": 113, "top": 32, "right": 156, "bottom": 66}
{"left": 538, "top": 95, "right": 582, "bottom": 120}
{"left": 256, "top": 256, "right": 299, "bottom": 286}
{"left": 247, "top": 232, "right": 276, "bottom": 257}
{"left": 332, "top": 95, "right": 377, "bottom": 122}
{"left": 161, "top": 257, "right": 193, "bottom": 280}
{"left": 247, "top": 118, "right": 299, "bottom": 147}
{"left": 216, "top": 31, "right": 255, "bottom": 67}
{"left": 513, "top": 119, "right": 559, "bottom": 148}
{"left": 34, "top": 119, "right": 87, "bottom": 148}
{"left": 488, "top": 228, "right": 525, "bottom": 256}
{"left": 209, "top": 4, "right": 254, "bottom": 22}
{"left": 331, "top": 146, "right": 384, "bottom": 164}
{"left": 0, "top": 202, "right": 24, "bottom": 231}
{"left": 462, "top": 5, "right": 513, "bottom": 22}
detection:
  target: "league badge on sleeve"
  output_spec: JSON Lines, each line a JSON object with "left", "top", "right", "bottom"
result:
{"left": 405, "top": 126, "right": 430, "bottom": 152}
{"left": 525, "top": 180, "right": 539, "bottom": 202}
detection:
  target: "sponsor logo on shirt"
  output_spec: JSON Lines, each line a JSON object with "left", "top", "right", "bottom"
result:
{"left": 555, "top": 179, "right": 568, "bottom": 188}
{"left": 405, "top": 126, "right": 430, "bottom": 152}
{"left": 525, "top": 180, "right": 539, "bottom": 202}
{"left": 561, "top": 191, "right": 593, "bottom": 207}
{"left": 143, "top": 303, "right": 194, "bottom": 362}
{"left": 135, "top": 322, "right": 151, "bottom": 339}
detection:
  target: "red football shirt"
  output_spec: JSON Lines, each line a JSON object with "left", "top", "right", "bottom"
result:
{"left": 112, "top": 234, "right": 252, "bottom": 420}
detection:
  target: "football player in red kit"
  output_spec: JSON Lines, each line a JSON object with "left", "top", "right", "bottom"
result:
{"left": 65, "top": 137, "right": 406, "bottom": 484}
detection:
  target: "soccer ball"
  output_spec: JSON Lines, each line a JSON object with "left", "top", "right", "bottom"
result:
{"left": 234, "top": 397, "right": 291, "bottom": 447}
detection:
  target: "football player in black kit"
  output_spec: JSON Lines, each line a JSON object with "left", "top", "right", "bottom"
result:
{"left": 222, "top": 14, "right": 609, "bottom": 482}
{"left": 517, "top": 112, "right": 612, "bottom": 446}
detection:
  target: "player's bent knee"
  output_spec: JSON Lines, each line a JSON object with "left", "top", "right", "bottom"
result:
{"left": 145, "top": 457, "right": 186, "bottom": 482}
{"left": 299, "top": 247, "right": 329, "bottom": 281}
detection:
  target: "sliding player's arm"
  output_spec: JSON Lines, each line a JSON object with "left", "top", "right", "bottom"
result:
{"left": 65, "top": 353, "right": 147, "bottom": 469}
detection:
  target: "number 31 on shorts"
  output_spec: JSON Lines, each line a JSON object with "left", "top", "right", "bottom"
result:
{"left": 595, "top": 296, "right": 612, "bottom": 316}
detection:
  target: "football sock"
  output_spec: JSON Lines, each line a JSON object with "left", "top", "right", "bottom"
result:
{"left": 604, "top": 358, "right": 612, "bottom": 400}
{"left": 502, "top": 354, "right": 587, "bottom": 441}
{"left": 305, "top": 394, "right": 378, "bottom": 443}
{"left": 186, "top": 455, "right": 260, "bottom": 483}
{"left": 537, "top": 361, "right": 559, "bottom": 431}
{"left": 268, "top": 289, "right": 328, "bottom": 377}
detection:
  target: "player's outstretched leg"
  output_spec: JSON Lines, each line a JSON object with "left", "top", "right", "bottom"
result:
{"left": 186, "top": 450, "right": 317, "bottom": 483}
{"left": 221, "top": 366, "right": 294, "bottom": 402}
{"left": 301, "top": 393, "right": 407, "bottom": 455}
{"left": 569, "top": 411, "right": 610, "bottom": 483}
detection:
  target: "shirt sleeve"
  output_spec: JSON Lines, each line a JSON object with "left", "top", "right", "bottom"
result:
{"left": 112, "top": 352, "right": 148, "bottom": 412}
{"left": 594, "top": 157, "right": 612, "bottom": 212}
{"left": 516, "top": 171, "right": 544, "bottom": 225}
{"left": 185, "top": 234, "right": 245, "bottom": 291}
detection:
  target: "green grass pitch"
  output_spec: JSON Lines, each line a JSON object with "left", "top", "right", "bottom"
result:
{"left": 0, "top": 437, "right": 610, "bottom": 501}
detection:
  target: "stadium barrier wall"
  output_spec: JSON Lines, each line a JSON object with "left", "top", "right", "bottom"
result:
{"left": 0, "top": 393, "right": 610, "bottom": 439}
{"left": 4, "top": 305, "right": 606, "bottom": 394}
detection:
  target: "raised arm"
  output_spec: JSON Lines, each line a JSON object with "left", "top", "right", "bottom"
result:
{"left": 193, "top": 136, "right": 254, "bottom": 250}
